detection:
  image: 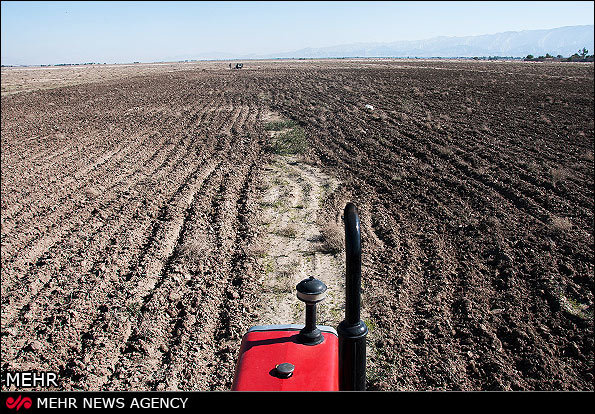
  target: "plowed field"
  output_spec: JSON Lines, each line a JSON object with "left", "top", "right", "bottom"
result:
{"left": 1, "top": 59, "right": 593, "bottom": 391}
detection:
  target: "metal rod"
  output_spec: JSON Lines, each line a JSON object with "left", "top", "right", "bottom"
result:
{"left": 299, "top": 302, "right": 323, "bottom": 344}
{"left": 305, "top": 303, "right": 317, "bottom": 333}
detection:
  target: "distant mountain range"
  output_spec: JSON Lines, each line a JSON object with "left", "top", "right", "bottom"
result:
{"left": 196, "top": 25, "right": 594, "bottom": 60}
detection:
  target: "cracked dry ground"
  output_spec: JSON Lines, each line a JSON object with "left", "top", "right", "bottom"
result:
{"left": 1, "top": 60, "right": 593, "bottom": 390}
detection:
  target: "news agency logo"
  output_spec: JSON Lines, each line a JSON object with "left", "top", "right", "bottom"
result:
{"left": 5, "top": 395, "right": 32, "bottom": 411}
{"left": 2, "top": 371, "right": 58, "bottom": 388}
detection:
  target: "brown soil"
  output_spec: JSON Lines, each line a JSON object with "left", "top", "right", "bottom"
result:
{"left": 1, "top": 59, "right": 593, "bottom": 391}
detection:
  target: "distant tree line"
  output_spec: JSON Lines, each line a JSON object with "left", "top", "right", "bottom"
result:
{"left": 524, "top": 48, "right": 594, "bottom": 62}
{"left": 44, "top": 62, "right": 102, "bottom": 67}
{"left": 472, "top": 56, "right": 521, "bottom": 61}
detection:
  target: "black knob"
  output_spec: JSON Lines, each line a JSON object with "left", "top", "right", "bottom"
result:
{"left": 296, "top": 276, "right": 327, "bottom": 303}
{"left": 296, "top": 276, "right": 327, "bottom": 345}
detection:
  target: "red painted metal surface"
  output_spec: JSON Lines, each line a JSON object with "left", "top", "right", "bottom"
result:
{"left": 231, "top": 328, "right": 339, "bottom": 391}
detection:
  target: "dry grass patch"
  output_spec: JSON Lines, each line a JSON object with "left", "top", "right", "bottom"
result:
{"left": 276, "top": 224, "right": 300, "bottom": 239}
{"left": 318, "top": 221, "right": 344, "bottom": 254}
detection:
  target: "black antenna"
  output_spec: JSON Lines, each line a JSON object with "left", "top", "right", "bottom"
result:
{"left": 337, "top": 203, "right": 368, "bottom": 391}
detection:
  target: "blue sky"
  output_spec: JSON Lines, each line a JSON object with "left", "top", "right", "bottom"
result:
{"left": 1, "top": 1, "right": 594, "bottom": 65}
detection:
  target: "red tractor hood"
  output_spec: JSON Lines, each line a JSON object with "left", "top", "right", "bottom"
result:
{"left": 231, "top": 324, "right": 339, "bottom": 391}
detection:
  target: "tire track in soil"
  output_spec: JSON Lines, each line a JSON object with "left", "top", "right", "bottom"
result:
{"left": 102, "top": 110, "right": 259, "bottom": 391}
{"left": 151, "top": 163, "right": 247, "bottom": 391}
{"left": 154, "top": 106, "right": 264, "bottom": 391}
{"left": 172, "top": 152, "right": 247, "bottom": 391}
{"left": 96, "top": 104, "right": 255, "bottom": 390}
{"left": 103, "top": 155, "right": 242, "bottom": 390}
{"left": 72, "top": 160, "right": 221, "bottom": 390}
